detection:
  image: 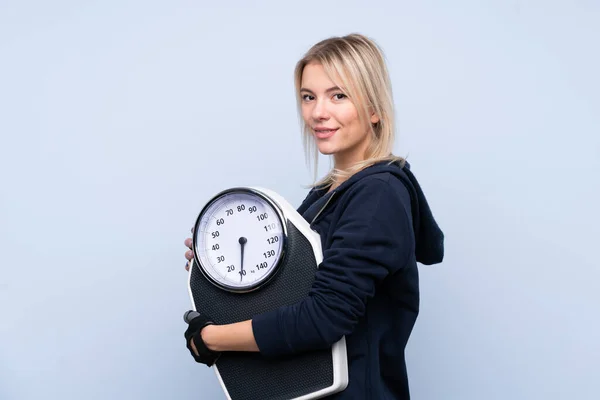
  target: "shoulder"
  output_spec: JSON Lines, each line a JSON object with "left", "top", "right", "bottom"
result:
{"left": 340, "top": 172, "right": 412, "bottom": 213}
{"left": 325, "top": 171, "right": 416, "bottom": 271}
{"left": 330, "top": 172, "right": 414, "bottom": 237}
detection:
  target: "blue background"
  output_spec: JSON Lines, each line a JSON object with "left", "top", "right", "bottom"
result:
{"left": 1, "top": 1, "right": 598, "bottom": 399}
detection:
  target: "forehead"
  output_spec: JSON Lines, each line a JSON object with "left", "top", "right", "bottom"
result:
{"left": 301, "top": 62, "right": 341, "bottom": 89}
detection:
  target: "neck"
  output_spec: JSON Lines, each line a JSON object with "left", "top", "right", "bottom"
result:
{"left": 330, "top": 156, "right": 361, "bottom": 192}
{"left": 333, "top": 154, "right": 362, "bottom": 172}
{"left": 333, "top": 134, "right": 373, "bottom": 171}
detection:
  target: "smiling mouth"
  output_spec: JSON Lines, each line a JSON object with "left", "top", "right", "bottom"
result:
{"left": 313, "top": 128, "right": 338, "bottom": 139}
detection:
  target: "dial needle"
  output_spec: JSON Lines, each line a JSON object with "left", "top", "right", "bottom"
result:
{"left": 238, "top": 237, "right": 247, "bottom": 282}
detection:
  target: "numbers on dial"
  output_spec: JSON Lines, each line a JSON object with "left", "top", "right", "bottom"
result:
{"left": 263, "top": 250, "right": 275, "bottom": 258}
{"left": 256, "top": 262, "right": 268, "bottom": 270}
{"left": 256, "top": 212, "right": 268, "bottom": 221}
{"left": 195, "top": 191, "right": 284, "bottom": 290}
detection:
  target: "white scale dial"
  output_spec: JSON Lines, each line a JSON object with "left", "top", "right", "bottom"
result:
{"left": 193, "top": 190, "right": 285, "bottom": 291}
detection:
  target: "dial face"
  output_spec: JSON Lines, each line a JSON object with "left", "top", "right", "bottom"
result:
{"left": 193, "top": 190, "right": 286, "bottom": 292}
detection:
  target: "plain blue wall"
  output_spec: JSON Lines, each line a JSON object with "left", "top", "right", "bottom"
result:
{"left": 1, "top": 1, "right": 598, "bottom": 399}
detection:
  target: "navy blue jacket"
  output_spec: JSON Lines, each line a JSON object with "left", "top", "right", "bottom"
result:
{"left": 252, "top": 161, "right": 444, "bottom": 399}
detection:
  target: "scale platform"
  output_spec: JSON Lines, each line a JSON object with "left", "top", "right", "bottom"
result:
{"left": 187, "top": 187, "right": 348, "bottom": 400}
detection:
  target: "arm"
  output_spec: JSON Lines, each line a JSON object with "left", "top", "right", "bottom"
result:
{"left": 252, "top": 179, "right": 413, "bottom": 356}
{"left": 199, "top": 321, "right": 259, "bottom": 352}
{"left": 192, "top": 179, "right": 413, "bottom": 356}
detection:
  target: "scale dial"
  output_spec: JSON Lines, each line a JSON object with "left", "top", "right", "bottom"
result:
{"left": 192, "top": 188, "right": 287, "bottom": 292}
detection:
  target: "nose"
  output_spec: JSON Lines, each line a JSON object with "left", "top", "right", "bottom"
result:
{"left": 311, "top": 98, "right": 329, "bottom": 121}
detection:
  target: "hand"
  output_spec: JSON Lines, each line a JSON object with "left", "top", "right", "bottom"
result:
{"left": 184, "top": 310, "right": 221, "bottom": 366}
{"left": 184, "top": 227, "right": 194, "bottom": 271}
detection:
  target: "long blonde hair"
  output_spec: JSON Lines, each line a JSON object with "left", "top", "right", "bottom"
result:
{"left": 294, "top": 33, "right": 405, "bottom": 189}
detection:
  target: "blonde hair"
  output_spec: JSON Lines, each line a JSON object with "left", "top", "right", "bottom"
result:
{"left": 294, "top": 33, "right": 405, "bottom": 189}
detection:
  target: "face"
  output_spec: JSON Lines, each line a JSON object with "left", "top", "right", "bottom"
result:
{"left": 300, "top": 62, "right": 379, "bottom": 169}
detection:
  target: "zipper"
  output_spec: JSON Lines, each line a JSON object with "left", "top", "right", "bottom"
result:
{"left": 310, "top": 191, "right": 337, "bottom": 225}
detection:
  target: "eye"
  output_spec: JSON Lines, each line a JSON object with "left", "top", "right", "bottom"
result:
{"left": 301, "top": 94, "right": 314, "bottom": 101}
{"left": 333, "top": 93, "right": 347, "bottom": 100}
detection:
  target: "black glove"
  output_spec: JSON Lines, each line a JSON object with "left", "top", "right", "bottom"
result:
{"left": 183, "top": 310, "right": 220, "bottom": 366}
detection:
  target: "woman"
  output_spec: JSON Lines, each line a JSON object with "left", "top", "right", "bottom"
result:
{"left": 183, "top": 33, "right": 444, "bottom": 399}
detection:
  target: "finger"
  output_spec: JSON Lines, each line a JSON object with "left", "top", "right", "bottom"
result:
{"left": 190, "top": 338, "right": 199, "bottom": 357}
{"left": 185, "top": 261, "right": 190, "bottom": 271}
{"left": 184, "top": 237, "right": 192, "bottom": 249}
{"left": 185, "top": 250, "right": 193, "bottom": 261}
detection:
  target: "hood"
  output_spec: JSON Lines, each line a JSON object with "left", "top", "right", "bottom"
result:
{"left": 314, "top": 160, "right": 445, "bottom": 266}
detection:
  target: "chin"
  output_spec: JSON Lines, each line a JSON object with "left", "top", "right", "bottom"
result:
{"left": 316, "top": 144, "right": 338, "bottom": 155}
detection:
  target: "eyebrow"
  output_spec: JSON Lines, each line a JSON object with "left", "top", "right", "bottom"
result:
{"left": 300, "top": 86, "right": 343, "bottom": 94}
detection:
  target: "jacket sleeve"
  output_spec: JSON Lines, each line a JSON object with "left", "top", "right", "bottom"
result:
{"left": 251, "top": 178, "right": 414, "bottom": 357}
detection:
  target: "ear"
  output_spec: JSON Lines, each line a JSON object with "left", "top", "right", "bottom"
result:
{"left": 367, "top": 105, "right": 380, "bottom": 125}
{"left": 370, "top": 111, "right": 380, "bottom": 125}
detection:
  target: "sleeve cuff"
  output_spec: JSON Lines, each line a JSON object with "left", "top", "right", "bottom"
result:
{"left": 251, "top": 309, "right": 294, "bottom": 357}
